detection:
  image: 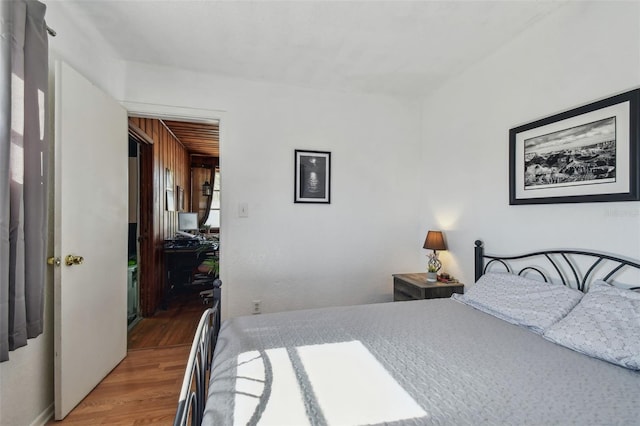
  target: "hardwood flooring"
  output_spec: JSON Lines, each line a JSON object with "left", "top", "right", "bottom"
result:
{"left": 49, "top": 289, "right": 209, "bottom": 425}
{"left": 49, "top": 346, "right": 190, "bottom": 425}
{"left": 128, "top": 288, "right": 209, "bottom": 350}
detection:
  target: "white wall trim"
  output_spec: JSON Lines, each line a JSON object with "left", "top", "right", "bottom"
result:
{"left": 29, "top": 403, "right": 54, "bottom": 426}
{"left": 121, "top": 100, "right": 225, "bottom": 123}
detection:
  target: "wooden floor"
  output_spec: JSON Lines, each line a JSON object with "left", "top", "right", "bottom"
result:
{"left": 128, "top": 288, "right": 209, "bottom": 350}
{"left": 49, "top": 289, "right": 209, "bottom": 425}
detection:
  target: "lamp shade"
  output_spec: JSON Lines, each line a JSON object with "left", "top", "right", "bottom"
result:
{"left": 202, "top": 181, "right": 212, "bottom": 196}
{"left": 423, "top": 230, "right": 447, "bottom": 251}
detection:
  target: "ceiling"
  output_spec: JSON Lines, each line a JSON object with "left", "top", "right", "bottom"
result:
{"left": 56, "top": 0, "right": 565, "bottom": 99}
{"left": 163, "top": 120, "right": 220, "bottom": 157}
{"left": 58, "top": 1, "right": 564, "bottom": 157}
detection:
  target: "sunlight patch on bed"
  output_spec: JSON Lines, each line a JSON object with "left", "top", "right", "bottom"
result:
{"left": 297, "top": 340, "right": 427, "bottom": 425}
{"left": 233, "top": 341, "right": 427, "bottom": 425}
{"left": 234, "top": 348, "right": 310, "bottom": 426}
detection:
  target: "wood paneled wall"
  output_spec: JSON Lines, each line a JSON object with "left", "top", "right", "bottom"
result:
{"left": 129, "top": 117, "right": 191, "bottom": 316}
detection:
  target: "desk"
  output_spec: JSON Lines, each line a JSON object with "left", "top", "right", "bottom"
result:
{"left": 163, "top": 239, "right": 219, "bottom": 308}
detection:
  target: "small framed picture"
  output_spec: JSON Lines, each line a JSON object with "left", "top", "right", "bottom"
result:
{"left": 509, "top": 89, "right": 640, "bottom": 204}
{"left": 165, "top": 168, "right": 175, "bottom": 211}
{"left": 177, "top": 186, "right": 184, "bottom": 211}
{"left": 165, "top": 168, "right": 173, "bottom": 188}
{"left": 294, "top": 150, "right": 331, "bottom": 204}
{"left": 166, "top": 190, "right": 175, "bottom": 211}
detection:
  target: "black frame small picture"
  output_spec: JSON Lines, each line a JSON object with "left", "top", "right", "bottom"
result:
{"left": 509, "top": 89, "right": 640, "bottom": 205}
{"left": 294, "top": 150, "right": 331, "bottom": 204}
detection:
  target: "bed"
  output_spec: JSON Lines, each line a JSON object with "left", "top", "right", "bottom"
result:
{"left": 175, "top": 240, "right": 640, "bottom": 425}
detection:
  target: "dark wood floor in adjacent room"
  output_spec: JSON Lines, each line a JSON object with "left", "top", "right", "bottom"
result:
{"left": 49, "top": 289, "right": 209, "bottom": 425}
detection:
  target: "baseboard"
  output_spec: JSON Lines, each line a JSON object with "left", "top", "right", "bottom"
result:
{"left": 127, "top": 315, "right": 142, "bottom": 331}
{"left": 30, "top": 403, "right": 54, "bottom": 426}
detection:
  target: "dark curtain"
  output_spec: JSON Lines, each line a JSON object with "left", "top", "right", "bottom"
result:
{"left": 0, "top": 0, "right": 49, "bottom": 362}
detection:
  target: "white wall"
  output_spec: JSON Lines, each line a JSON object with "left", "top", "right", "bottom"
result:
{"left": 123, "top": 63, "right": 423, "bottom": 317}
{"left": 43, "top": 0, "right": 125, "bottom": 98}
{"left": 0, "top": 287, "right": 54, "bottom": 426}
{"left": 419, "top": 1, "right": 640, "bottom": 284}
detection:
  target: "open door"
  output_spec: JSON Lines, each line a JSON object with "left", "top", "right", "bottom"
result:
{"left": 53, "top": 61, "right": 128, "bottom": 419}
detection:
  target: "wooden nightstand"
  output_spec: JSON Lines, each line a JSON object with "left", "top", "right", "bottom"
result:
{"left": 392, "top": 273, "right": 464, "bottom": 301}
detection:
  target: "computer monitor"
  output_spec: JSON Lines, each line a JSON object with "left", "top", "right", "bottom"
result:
{"left": 178, "top": 212, "right": 199, "bottom": 232}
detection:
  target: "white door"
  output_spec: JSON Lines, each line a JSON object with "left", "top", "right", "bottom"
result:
{"left": 53, "top": 61, "right": 128, "bottom": 419}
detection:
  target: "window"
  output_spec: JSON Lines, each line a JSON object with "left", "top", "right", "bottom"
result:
{"left": 205, "top": 167, "right": 220, "bottom": 228}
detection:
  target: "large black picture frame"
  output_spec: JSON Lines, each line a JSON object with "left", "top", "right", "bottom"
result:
{"left": 294, "top": 149, "right": 331, "bottom": 204}
{"left": 509, "top": 89, "right": 640, "bottom": 205}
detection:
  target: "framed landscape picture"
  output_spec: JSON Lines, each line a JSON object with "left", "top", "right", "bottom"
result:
{"left": 509, "top": 89, "right": 640, "bottom": 205}
{"left": 294, "top": 150, "right": 331, "bottom": 204}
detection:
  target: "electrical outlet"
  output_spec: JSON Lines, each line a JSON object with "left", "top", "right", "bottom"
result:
{"left": 252, "top": 300, "right": 261, "bottom": 314}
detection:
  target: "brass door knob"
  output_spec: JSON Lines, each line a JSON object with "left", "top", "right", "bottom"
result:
{"left": 47, "top": 257, "right": 61, "bottom": 267}
{"left": 65, "top": 255, "right": 84, "bottom": 266}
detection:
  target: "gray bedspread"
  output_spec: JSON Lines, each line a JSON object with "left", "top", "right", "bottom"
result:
{"left": 203, "top": 299, "right": 640, "bottom": 425}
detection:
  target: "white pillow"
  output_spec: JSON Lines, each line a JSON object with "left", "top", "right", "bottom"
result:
{"left": 453, "top": 272, "right": 583, "bottom": 334}
{"left": 543, "top": 280, "right": 640, "bottom": 370}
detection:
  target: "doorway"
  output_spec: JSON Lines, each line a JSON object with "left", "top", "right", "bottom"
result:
{"left": 125, "top": 115, "right": 221, "bottom": 349}
{"left": 127, "top": 135, "right": 141, "bottom": 328}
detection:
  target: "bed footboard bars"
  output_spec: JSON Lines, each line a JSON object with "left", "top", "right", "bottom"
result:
{"left": 174, "top": 301, "right": 220, "bottom": 426}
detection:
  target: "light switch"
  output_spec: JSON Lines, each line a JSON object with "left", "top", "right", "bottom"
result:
{"left": 239, "top": 202, "right": 249, "bottom": 218}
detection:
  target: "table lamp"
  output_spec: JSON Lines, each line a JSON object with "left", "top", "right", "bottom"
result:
{"left": 423, "top": 230, "right": 447, "bottom": 280}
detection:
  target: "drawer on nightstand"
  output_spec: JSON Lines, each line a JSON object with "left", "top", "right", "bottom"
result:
{"left": 393, "top": 273, "right": 465, "bottom": 301}
{"left": 424, "top": 285, "right": 463, "bottom": 299}
{"left": 393, "top": 277, "right": 421, "bottom": 300}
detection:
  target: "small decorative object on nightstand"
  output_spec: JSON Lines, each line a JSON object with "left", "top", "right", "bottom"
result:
{"left": 423, "top": 230, "right": 447, "bottom": 282}
{"left": 392, "top": 273, "right": 464, "bottom": 301}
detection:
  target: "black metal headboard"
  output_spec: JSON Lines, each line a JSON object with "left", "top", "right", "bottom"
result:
{"left": 474, "top": 240, "right": 640, "bottom": 292}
